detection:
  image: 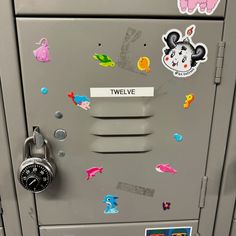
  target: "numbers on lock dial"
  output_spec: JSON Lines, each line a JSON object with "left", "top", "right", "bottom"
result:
{"left": 20, "top": 164, "right": 51, "bottom": 192}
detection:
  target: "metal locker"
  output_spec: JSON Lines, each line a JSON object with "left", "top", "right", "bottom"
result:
{"left": 14, "top": 0, "right": 226, "bottom": 17}
{"left": 16, "top": 18, "right": 222, "bottom": 226}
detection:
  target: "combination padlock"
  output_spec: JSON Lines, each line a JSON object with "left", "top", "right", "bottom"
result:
{"left": 18, "top": 136, "right": 56, "bottom": 193}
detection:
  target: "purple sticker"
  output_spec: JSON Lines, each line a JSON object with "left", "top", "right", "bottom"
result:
{"left": 162, "top": 201, "right": 171, "bottom": 210}
{"left": 33, "top": 38, "right": 50, "bottom": 63}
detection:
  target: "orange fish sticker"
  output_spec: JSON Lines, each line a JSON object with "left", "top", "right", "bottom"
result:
{"left": 137, "top": 56, "right": 151, "bottom": 73}
{"left": 184, "top": 93, "right": 195, "bottom": 109}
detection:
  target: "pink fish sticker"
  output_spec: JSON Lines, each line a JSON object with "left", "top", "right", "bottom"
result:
{"left": 86, "top": 167, "right": 103, "bottom": 180}
{"left": 155, "top": 164, "right": 177, "bottom": 174}
{"left": 33, "top": 38, "right": 50, "bottom": 62}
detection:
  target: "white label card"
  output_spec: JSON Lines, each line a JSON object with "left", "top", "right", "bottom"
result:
{"left": 90, "top": 87, "right": 154, "bottom": 97}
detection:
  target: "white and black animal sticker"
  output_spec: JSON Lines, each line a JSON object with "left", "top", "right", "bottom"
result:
{"left": 162, "top": 25, "right": 208, "bottom": 78}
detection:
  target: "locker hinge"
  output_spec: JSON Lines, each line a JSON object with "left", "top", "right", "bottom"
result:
{"left": 214, "top": 42, "right": 226, "bottom": 85}
{"left": 199, "top": 176, "right": 208, "bottom": 208}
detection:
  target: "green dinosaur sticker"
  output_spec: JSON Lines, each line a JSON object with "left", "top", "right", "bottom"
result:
{"left": 93, "top": 53, "right": 116, "bottom": 67}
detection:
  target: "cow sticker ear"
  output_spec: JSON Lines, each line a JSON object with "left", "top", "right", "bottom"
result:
{"left": 161, "top": 25, "right": 208, "bottom": 78}
{"left": 177, "top": 0, "right": 221, "bottom": 15}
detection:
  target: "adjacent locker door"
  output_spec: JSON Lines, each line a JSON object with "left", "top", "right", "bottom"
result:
{"left": 14, "top": 0, "right": 226, "bottom": 17}
{"left": 17, "top": 18, "right": 223, "bottom": 233}
{"left": 214, "top": 92, "right": 236, "bottom": 236}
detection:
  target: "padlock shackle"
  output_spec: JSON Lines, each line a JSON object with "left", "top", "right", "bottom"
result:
{"left": 24, "top": 136, "right": 34, "bottom": 160}
{"left": 24, "top": 136, "right": 50, "bottom": 160}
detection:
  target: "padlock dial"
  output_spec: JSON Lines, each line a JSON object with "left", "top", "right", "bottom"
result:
{"left": 19, "top": 163, "right": 51, "bottom": 192}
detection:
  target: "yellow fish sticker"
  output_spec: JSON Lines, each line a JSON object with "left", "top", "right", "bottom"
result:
{"left": 137, "top": 56, "right": 151, "bottom": 73}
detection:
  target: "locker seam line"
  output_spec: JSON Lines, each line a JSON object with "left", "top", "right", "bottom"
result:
{"left": 0, "top": 78, "right": 23, "bottom": 236}
{"left": 11, "top": 0, "right": 41, "bottom": 234}
{"left": 14, "top": 15, "right": 224, "bottom": 21}
{"left": 212, "top": 79, "right": 236, "bottom": 236}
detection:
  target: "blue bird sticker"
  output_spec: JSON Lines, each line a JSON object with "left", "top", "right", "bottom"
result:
{"left": 103, "top": 195, "right": 119, "bottom": 214}
{"left": 173, "top": 133, "right": 183, "bottom": 142}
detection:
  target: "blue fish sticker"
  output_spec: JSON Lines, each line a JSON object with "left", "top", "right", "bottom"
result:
{"left": 103, "top": 195, "right": 119, "bottom": 214}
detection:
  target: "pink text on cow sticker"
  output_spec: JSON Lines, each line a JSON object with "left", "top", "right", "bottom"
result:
{"left": 177, "top": 0, "right": 220, "bottom": 15}
{"left": 33, "top": 38, "right": 50, "bottom": 63}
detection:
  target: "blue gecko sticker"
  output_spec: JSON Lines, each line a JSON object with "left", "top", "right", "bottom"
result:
{"left": 102, "top": 195, "right": 119, "bottom": 214}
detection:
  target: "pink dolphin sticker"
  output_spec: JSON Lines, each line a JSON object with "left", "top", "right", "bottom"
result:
{"left": 155, "top": 164, "right": 177, "bottom": 174}
{"left": 86, "top": 167, "right": 103, "bottom": 180}
{"left": 33, "top": 38, "right": 50, "bottom": 62}
{"left": 178, "top": 0, "right": 220, "bottom": 15}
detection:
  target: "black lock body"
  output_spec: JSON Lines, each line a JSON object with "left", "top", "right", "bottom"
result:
{"left": 18, "top": 136, "right": 56, "bottom": 193}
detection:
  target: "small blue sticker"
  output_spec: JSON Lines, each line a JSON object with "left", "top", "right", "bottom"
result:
{"left": 173, "top": 133, "right": 183, "bottom": 142}
{"left": 103, "top": 195, "right": 119, "bottom": 214}
{"left": 41, "top": 87, "right": 48, "bottom": 95}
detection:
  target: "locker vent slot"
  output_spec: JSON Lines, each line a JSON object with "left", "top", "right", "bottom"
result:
{"left": 90, "top": 100, "right": 153, "bottom": 153}
{"left": 90, "top": 119, "right": 152, "bottom": 136}
{"left": 91, "top": 136, "right": 151, "bottom": 153}
{"left": 90, "top": 100, "right": 153, "bottom": 118}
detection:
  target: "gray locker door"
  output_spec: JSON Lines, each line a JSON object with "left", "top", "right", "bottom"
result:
{"left": 0, "top": 228, "right": 4, "bottom": 236}
{"left": 17, "top": 19, "right": 223, "bottom": 225}
{"left": 14, "top": 0, "right": 226, "bottom": 17}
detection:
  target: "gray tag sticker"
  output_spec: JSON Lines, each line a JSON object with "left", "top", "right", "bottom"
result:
{"left": 117, "top": 182, "right": 155, "bottom": 197}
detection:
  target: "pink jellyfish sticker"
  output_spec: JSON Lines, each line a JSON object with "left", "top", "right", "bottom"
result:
{"left": 33, "top": 38, "right": 50, "bottom": 63}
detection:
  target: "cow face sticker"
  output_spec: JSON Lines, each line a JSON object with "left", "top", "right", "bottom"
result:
{"left": 162, "top": 25, "right": 208, "bottom": 78}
